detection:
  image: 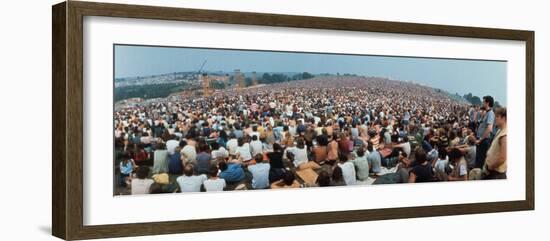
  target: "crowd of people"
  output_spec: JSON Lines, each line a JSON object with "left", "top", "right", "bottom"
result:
{"left": 113, "top": 76, "right": 508, "bottom": 195}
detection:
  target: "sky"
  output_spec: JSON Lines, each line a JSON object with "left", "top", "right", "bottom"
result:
{"left": 114, "top": 44, "right": 507, "bottom": 104}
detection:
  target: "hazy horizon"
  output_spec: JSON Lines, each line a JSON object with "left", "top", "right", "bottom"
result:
{"left": 115, "top": 45, "right": 507, "bottom": 103}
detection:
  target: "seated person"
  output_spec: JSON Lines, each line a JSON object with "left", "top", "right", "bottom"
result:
{"left": 149, "top": 182, "right": 178, "bottom": 194}
{"left": 271, "top": 171, "right": 300, "bottom": 189}
{"left": 248, "top": 154, "right": 271, "bottom": 189}
{"left": 203, "top": 164, "right": 226, "bottom": 192}
{"left": 195, "top": 142, "right": 212, "bottom": 175}
{"left": 267, "top": 143, "right": 287, "bottom": 183}
{"left": 366, "top": 142, "right": 382, "bottom": 175}
{"left": 408, "top": 149, "right": 434, "bottom": 183}
{"left": 119, "top": 153, "right": 135, "bottom": 188}
{"left": 337, "top": 153, "right": 356, "bottom": 185}
{"left": 330, "top": 166, "right": 346, "bottom": 186}
{"left": 211, "top": 142, "right": 229, "bottom": 160}
{"left": 168, "top": 146, "right": 184, "bottom": 175}
{"left": 176, "top": 164, "right": 207, "bottom": 193}
{"left": 218, "top": 160, "right": 245, "bottom": 184}
{"left": 131, "top": 166, "right": 154, "bottom": 195}
{"left": 447, "top": 148, "right": 468, "bottom": 181}
{"left": 285, "top": 138, "right": 311, "bottom": 169}
{"left": 315, "top": 171, "right": 331, "bottom": 187}
{"left": 351, "top": 148, "right": 370, "bottom": 181}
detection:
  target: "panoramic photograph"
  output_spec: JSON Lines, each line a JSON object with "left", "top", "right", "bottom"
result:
{"left": 113, "top": 44, "right": 508, "bottom": 195}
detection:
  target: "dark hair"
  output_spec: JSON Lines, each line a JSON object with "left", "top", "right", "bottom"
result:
{"left": 296, "top": 138, "right": 305, "bottom": 149}
{"left": 254, "top": 153, "right": 264, "bottom": 163}
{"left": 332, "top": 166, "right": 344, "bottom": 182}
{"left": 210, "top": 142, "right": 220, "bottom": 150}
{"left": 183, "top": 164, "right": 194, "bottom": 176}
{"left": 198, "top": 142, "right": 209, "bottom": 153}
{"left": 186, "top": 131, "right": 196, "bottom": 140}
{"left": 156, "top": 142, "right": 167, "bottom": 150}
{"left": 252, "top": 135, "right": 258, "bottom": 141}
{"left": 237, "top": 137, "right": 244, "bottom": 147}
{"left": 391, "top": 134, "right": 399, "bottom": 143}
{"left": 122, "top": 151, "right": 132, "bottom": 161}
{"left": 483, "top": 95, "right": 494, "bottom": 108}
{"left": 179, "top": 140, "right": 187, "bottom": 148}
{"left": 338, "top": 153, "right": 348, "bottom": 163}
{"left": 209, "top": 164, "right": 219, "bottom": 177}
{"left": 367, "top": 141, "right": 374, "bottom": 152}
{"left": 149, "top": 183, "right": 164, "bottom": 194}
{"left": 438, "top": 147, "right": 447, "bottom": 160}
{"left": 219, "top": 130, "right": 228, "bottom": 141}
{"left": 448, "top": 148, "right": 462, "bottom": 161}
{"left": 332, "top": 132, "right": 339, "bottom": 141}
{"left": 414, "top": 149, "right": 428, "bottom": 164}
{"left": 316, "top": 135, "right": 329, "bottom": 146}
{"left": 316, "top": 171, "right": 331, "bottom": 187}
{"left": 218, "top": 161, "right": 228, "bottom": 171}
{"left": 136, "top": 166, "right": 149, "bottom": 179}
{"left": 272, "top": 143, "right": 283, "bottom": 152}
{"left": 282, "top": 171, "right": 296, "bottom": 186}
{"left": 467, "top": 135, "right": 476, "bottom": 145}
{"left": 357, "top": 148, "right": 366, "bottom": 157}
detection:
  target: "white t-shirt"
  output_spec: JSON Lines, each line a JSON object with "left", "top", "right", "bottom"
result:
{"left": 287, "top": 147, "right": 309, "bottom": 167}
{"left": 140, "top": 136, "right": 152, "bottom": 144}
{"left": 338, "top": 162, "right": 357, "bottom": 185}
{"left": 212, "top": 147, "right": 229, "bottom": 160}
{"left": 226, "top": 139, "right": 238, "bottom": 155}
{"left": 177, "top": 174, "right": 207, "bottom": 192}
{"left": 203, "top": 178, "right": 226, "bottom": 192}
{"left": 131, "top": 178, "right": 154, "bottom": 195}
{"left": 236, "top": 143, "right": 252, "bottom": 161}
{"left": 250, "top": 140, "right": 263, "bottom": 157}
{"left": 166, "top": 140, "right": 179, "bottom": 155}
{"left": 288, "top": 126, "right": 297, "bottom": 136}
{"left": 181, "top": 145, "right": 197, "bottom": 163}
{"left": 398, "top": 142, "right": 411, "bottom": 158}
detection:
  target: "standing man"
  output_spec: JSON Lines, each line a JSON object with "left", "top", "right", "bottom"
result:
{"left": 483, "top": 108, "right": 507, "bottom": 179}
{"left": 475, "top": 96, "right": 495, "bottom": 168}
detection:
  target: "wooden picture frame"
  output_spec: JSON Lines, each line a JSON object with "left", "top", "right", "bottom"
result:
{"left": 52, "top": 1, "right": 535, "bottom": 240}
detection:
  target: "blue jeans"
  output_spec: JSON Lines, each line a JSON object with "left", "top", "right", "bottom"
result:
{"left": 119, "top": 173, "right": 129, "bottom": 187}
